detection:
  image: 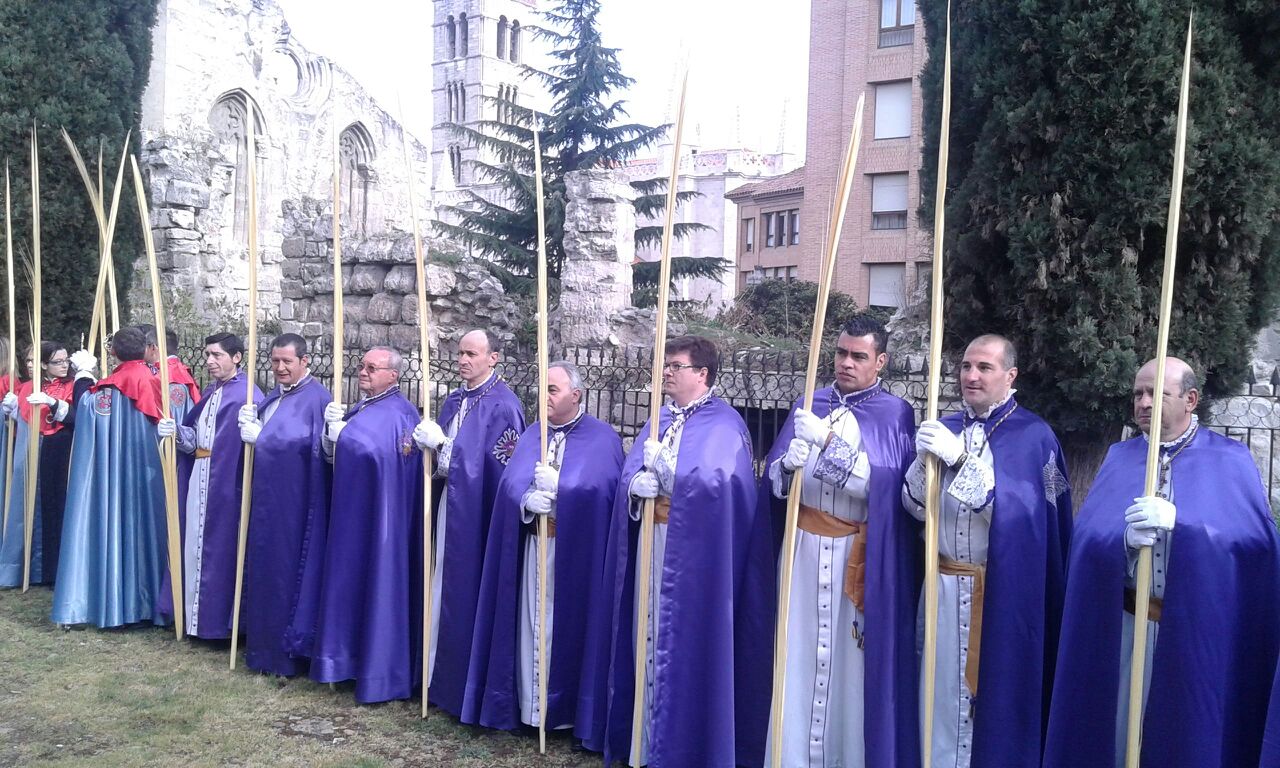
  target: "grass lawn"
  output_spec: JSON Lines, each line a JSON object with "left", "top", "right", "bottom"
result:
{"left": 0, "top": 588, "right": 598, "bottom": 767}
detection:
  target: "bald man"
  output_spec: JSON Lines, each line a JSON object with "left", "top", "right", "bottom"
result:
{"left": 1045, "top": 358, "right": 1280, "bottom": 768}
{"left": 903, "top": 334, "right": 1073, "bottom": 768}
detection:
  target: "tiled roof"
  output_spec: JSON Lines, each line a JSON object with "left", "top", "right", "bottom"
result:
{"left": 726, "top": 166, "right": 806, "bottom": 201}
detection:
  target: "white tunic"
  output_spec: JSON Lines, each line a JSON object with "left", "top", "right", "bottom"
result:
{"left": 427, "top": 386, "right": 476, "bottom": 681}
{"left": 903, "top": 414, "right": 999, "bottom": 768}
{"left": 764, "top": 395, "right": 873, "bottom": 768}
{"left": 181, "top": 384, "right": 223, "bottom": 636}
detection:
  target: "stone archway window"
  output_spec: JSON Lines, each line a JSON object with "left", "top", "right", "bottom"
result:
{"left": 449, "top": 144, "right": 463, "bottom": 185}
{"left": 510, "top": 21, "right": 521, "bottom": 63}
{"left": 459, "top": 83, "right": 467, "bottom": 121}
{"left": 497, "top": 16, "right": 508, "bottom": 60}
{"left": 448, "top": 82, "right": 459, "bottom": 123}
{"left": 339, "top": 122, "right": 376, "bottom": 237}
{"left": 446, "top": 15, "right": 457, "bottom": 59}
{"left": 459, "top": 13, "right": 469, "bottom": 57}
{"left": 209, "top": 90, "right": 266, "bottom": 247}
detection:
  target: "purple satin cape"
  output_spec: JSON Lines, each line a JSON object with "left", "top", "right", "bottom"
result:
{"left": 162, "top": 370, "right": 263, "bottom": 638}
{"left": 761, "top": 383, "right": 921, "bottom": 767}
{"left": 428, "top": 377, "right": 526, "bottom": 717}
{"left": 309, "top": 389, "right": 424, "bottom": 703}
{"left": 241, "top": 376, "right": 332, "bottom": 676}
{"left": 1263, "top": 662, "right": 1280, "bottom": 767}
{"left": 1045, "top": 428, "right": 1280, "bottom": 768}
{"left": 939, "top": 400, "right": 1072, "bottom": 767}
{"left": 461, "top": 414, "right": 623, "bottom": 736}
{"left": 596, "top": 396, "right": 774, "bottom": 767}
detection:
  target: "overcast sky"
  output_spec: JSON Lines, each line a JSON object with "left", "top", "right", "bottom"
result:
{"left": 276, "top": 0, "right": 810, "bottom": 157}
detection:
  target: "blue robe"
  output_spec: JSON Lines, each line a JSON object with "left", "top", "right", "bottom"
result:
{"left": 51, "top": 387, "right": 167, "bottom": 627}
{"left": 0, "top": 417, "right": 41, "bottom": 586}
{"left": 596, "top": 396, "right": 774, "bottom": 767}
{"left": 428, "top": 376, "right": 526, "bottom": 717}
{"left": 241, "top": 376, "right": 332, "bottom": 676}
{"left": 761, "top": 383, "right": 921, "bottom": 767}
{"left": 309, "top": 386, "right": 424, "bottom": 703}
{"left": 934, "top": 402, "right": 1073, "bottom": 767}
{"left": 462, "top": 414, "right": 623, "bottom": 736}
{"left": 1045, "top": 428, "right": 1280, "bottom": 768}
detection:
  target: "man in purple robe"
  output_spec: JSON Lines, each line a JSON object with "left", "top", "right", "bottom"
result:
{"left": 235, "top": 333, "right": 332, "bottom": 676}
{"left": 902, "top": 334, "right": 1072, "bottom": 768}
{"left": 158, "top": 332, "right": 263, "bottom": 639}
{"left": 763, "top": 314, "right": 920, "bottom": 768}
{"left": 595, "top": 335, "right": 773, "bottom": 767}
{"left": 1044, "top": 357, "right": 1280, "bottom": 768}
{"left": 413, "top": 329, "right": 526, "bottom": 718}
{"left": 309, "top": 345, "right": 424, "bottom": 703}
{"left": 462, "top": 360, "right": 623, "bottom": 740}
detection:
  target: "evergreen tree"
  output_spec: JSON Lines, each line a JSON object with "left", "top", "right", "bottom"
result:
{"left": 0, "top": 0, "right": 158, "bottom": 343}
{"left": 919, "top": 0, "right": 1280, "bottom": 452}
{"left": 434, "top": 0, "right": 726, "bottom": 300}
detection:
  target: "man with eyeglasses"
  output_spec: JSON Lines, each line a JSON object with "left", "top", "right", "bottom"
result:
{"left": 762, "top": 314, "right": 920, "bottom": 768}
{"left": 157, "top": 332, "right": 263, "bottom": 639}
{"left": 902, "top": 334, "right": 1072, "bottom": 768}
{"left": 462, "top": 360, "right": 623, "bottom": 740}
{"left": 593, "top": 335, "right": 773, "bottom": 767}
{"left": 411, "top": 328, "right": 526, "bottom": 718}
{"left": 309, "top": 345, "right": 424, "bottom": 703}
{"left": 233, "top": 333, "right": 332, "bottom": 677}
{"left": 1046, "top": 358, "right": 1280, "bottom": 768}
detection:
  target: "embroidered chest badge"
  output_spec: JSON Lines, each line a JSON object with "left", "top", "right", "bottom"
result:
{"left": 169, "top": 383, "right": 188, "bottom": 407}
{"left": 492, "top": 427, "right": 520, "bottom": 465}
{"left": 93, "top": 390, "right": 113, "bottom": 416}
{"left": 399, "top": 428, "right": 416, "bottom": 456}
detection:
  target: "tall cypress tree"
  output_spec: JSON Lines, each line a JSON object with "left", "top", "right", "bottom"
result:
{"left": 919, "top": 0, "right": 1280, "bottom": 455}
{"left": 434, "top": 0, "right": 725, "bottom": 300}
{"left": 0, "top": 0, "right": 158, "bottom": 344}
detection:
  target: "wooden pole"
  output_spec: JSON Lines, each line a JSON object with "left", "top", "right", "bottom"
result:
{"left": 919, "top": 7, "right": 954, "bottom": 764}
{"left": 331, "top": 109, "right": 345, "bottom": 404}
{"left": 398, "top": 102, "right": 437, "bottom": 720}
{"left": 630, "top": 73, "right": 689, "bottom": 768}
{"left": 532, "top": 124, "right": 551, "bottom": 754}
{"left": 131, "top": 156, "right": 184, "bottom": 640}
{"left": 1125, "top": 16, "right": 1194, "bottom": 768}
{"left": 230, "top": 96, "right": 260, "bottom": 669}
{"left": 768, "top": 93, "right": 866, "bottom": 766}
{"left": 2, "top": 166, "right": 14, "bottom": 544}
{"left": 22, "top": 126, "right": 42, "bottom": 592}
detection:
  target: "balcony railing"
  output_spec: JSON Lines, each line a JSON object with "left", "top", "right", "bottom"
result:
{"left": 879, "top": 27, "right": 914, "bottom": 48}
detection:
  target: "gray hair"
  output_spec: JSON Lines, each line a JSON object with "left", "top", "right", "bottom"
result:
{"left": 968, "top": 333, "right": 1017, "bottom": 370}
{"left": 368, "top": 346, "right": 404, "bottom": 376}
{"left": 549, "top": 360, "right": 584, "bottom": 394}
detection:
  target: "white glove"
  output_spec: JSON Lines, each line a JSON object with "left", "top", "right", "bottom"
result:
{"left": 533, "top": 462, "right": 559, "bottom": 493}
{"left": 1, "top": 391, "right": 16, "bottom": 416}
{"left": 240, "top": 421, "right": 261, "bottom": 445}
{"left": 524, "top": 489, "right": 555, "bottom": 516}
{"left": 324, "top": 401, "right": 346, "bottom": 423}
{"left": 781, "top": 437, "right": 812, "bottom": 472}
{"left": 916, "top": 420, "right": 965, "bottom": 467}
{"left": 238, "top": 403, "right": 259, "bottom": 427}
{"left": 413, "top": 419, "right": 446, "bottom": 451}
{"left": 157, "top": 418, "right": 176, "bottom": 438}
{"left": 326, "top": 420, "right": 346, "bottom": 443}
{"left": 793, "top": 408, "right": 832, "bottom": 448}
{"left": 630, "top": 470, "right": 660, "bottom": 499}
{"left": 642, "top": 438, "right": 663, "bottom": 469}
{"left": 1124, "top": 496, "right": 1177, "bottom": 549}
{"left": 27, "top": 391, "right": 57, "bottom": 408}
{"left": 70, "top": 350, "right": 97, "bottom": 377}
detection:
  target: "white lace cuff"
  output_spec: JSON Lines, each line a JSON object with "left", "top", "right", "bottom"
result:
{"left": 946, "top": 455, "right": 995, "bottom": 509}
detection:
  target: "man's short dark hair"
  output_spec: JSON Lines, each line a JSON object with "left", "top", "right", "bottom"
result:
{"left": 664, "top": 335, "right": 719, "bottom": 386}
{"left": 270, "top": 333, "right": 308, "bottom": 358}
{"left": 40, "top": 340, "right": 66, "bottom": 366}
{"left": 969, "top": 334, "right": 1017, "bottom": 370}
{"left": 841, "top": 314, "right": 889, "bottom": 355}
{"left": 112, "top": 326, "right": 147, "bottom": 362}
{"left": 1181, "top": 368, "right": 1198, "bottom": 395}
{"left": 205, "top": 332, "right": 244, "bottom": 358}
{"left": 467, "top": 328, "right": 502, "bottom": 356}
{"left": 166, "top": 329, "right": 179, "bottom": 352}
{"left": 137, "top": 323, "right": 157, "bottom": 345}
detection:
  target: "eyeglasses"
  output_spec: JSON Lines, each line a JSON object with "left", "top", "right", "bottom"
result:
{"left": 359, "top": 364, "right": 397, "bottom": 374}
{"left": 662, "top": 362, "right": 704, "bottom": 373}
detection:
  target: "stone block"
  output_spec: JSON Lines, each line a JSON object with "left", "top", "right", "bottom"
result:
{"left": 168, "top": 240, "right": 200, "bottom": 255}
{"left": 350, "top": 265, "right": 388, "bottom": 293}
{"left": 388, "top": 325, "right": 420, "bottom": 352}
{"left": 366, "top": 293, "right": 401, "bottom": 323}
{"left": 167, "top": 228, "right": 201, "bottom": 241}
{"left": 282, "top": 237, "right": 306, "bottom": 258}
{"left": 282, "top": 279, "right": 305, "bottom": 300}
{"left": 424, "top": 263, "right": 457, "bottom": 296}
{"left": 165, "top": 180, "right": 210, "bottom": 209}
{"left": 303, "top": 322, "right": 324, "bottom": 338}
{"left": 344, "top": 296, "right": 371, "bottom": 325}
{"left": 279, "top": 299, "right": 295, "bottom": 321}
{"left": 384, "top": 265, "right": 417, "bottom": 294}
{"left": 358, "top": 324, "right": 389, "bottom": 348}
{"left": 401, "top": 295, "right": 419, "bottom": 325}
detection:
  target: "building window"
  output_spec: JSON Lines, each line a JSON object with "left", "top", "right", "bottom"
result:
{"left": 765, "top": 212, "right": 777, "bottom": 247}
{"left": 459, "top": 12, "right": 469, "bottom": 56}
{"left": 497, "top": 16, "right": 509, "bottom": 59}
{"left": 449, "top": 144, "right": 462, "bottom": 185}
{"left": 510, "top": 21, "right": 521, "bottom": 63}
{"left": 787, "top": 266, "right": 799, "bottom": 281}
{"left": 879, "top": 0, "right": 915, "bottom": 47}
{"left": 446, "top": 15, "right": 457, "bottom": 59}
{"left": 871, "top": 173, "right": 909, "bottom": 230}
{"left": 339, "top": 123, "right": 376, "bottom": 237}
{"left": 460, "top": 83, "right": 467, "bottom": 121}
{"left": 742, "top": 218, "right": 755, "bottom": 252}
{"left": 868, "top": 263, "right": 907, "bottom": 311}
{"left": 209, "top": 91, "right": 265, "bottom": 246}
{"left": 874, "top": 81, "right": 912, "bottom": 139}
{"left": 788, "top": 210, "right": 800, "bottom": 245}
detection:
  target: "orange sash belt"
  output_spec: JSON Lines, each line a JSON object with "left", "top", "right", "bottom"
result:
{"left": 939, "top": 557, "right": 986, "bottom": 698}
{"left": 194, "top": 447, "right": 212, "bottom": 459}
{"left": 1123, "top": 587, "right": 1162, "bottom": 622}
{"left": 653, "top": 496, "right": 671, "bottom": 524}
{"left": 797, "top": 504, "right": 866, "bottom": 612}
